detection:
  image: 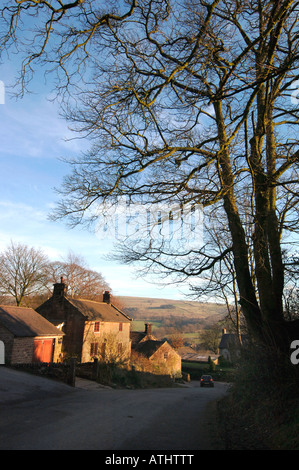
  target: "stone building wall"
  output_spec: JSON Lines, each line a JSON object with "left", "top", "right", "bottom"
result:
{"left": 150, "top": 342, "right": 182, "bottom": 376}
{"left": 11, "top": 337, "right": 35, "bottom": 364}
{"left": 0, "top": 321, "right": 63, "bottom": 364}
{"left": 81, "top": 320, "right": 131, "bottom": 363}
{"left": 37, "top": 297, "right": 85, "bottom": 359}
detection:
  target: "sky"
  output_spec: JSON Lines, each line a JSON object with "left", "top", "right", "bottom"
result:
{"left": 0, "top": 61, "right": 193, "bottom": 301}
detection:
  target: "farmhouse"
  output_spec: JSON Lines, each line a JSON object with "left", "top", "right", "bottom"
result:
{"left": 0, "top": 305, "right": 64, "bottom": 364}
{"left": 131, "top": 323, "right": 181, "bottom": 376}
{"left": 36, "top": 279, "right": 132, "bottom": 363}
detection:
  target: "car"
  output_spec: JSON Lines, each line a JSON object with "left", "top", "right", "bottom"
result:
{"left": 200, "top": 374, "right": 214, "bottom": 387}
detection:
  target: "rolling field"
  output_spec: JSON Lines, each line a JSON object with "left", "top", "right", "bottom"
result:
{"left": 115, "top": 295, "right": 226, "bottom": 330}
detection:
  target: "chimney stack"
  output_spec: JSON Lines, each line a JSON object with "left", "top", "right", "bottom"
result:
{"left": 103, "top": 291, "right": 111, "bottom": 304}
{"left": 145, "top": 323, "right": 152, "bottom": 336}
{"left": 53, "top": 276, "right": 67, "bottom": 298}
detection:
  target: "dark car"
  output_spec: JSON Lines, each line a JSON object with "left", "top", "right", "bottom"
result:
{"left": 200, "top": 374, "right": 214, "bottom": 387}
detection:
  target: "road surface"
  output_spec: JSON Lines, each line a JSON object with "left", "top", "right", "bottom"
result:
{"left": 0, "top": 367, "right": 228, "bottom": 451}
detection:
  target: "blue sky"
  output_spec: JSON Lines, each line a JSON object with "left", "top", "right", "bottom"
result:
{"left": 0, "top": 62, "right": 191, "bottom": 300}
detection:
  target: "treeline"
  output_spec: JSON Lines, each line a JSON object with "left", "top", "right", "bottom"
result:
{"left": 0, "top": 240, "right": 110, "bottom": 307}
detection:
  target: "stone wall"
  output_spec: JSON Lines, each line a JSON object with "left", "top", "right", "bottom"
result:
{"left": 37, "top": 297, "right": 85, "bottom": 359}
{"left": 81, "top": 321, "right": 131, "bottom": 363}
{"left": 11, "top": 337, "right": 35, "bottom": 364}
{"left": 10, "top": 337, "right": 63, "bottom": 364}
{"left": 150, "top": 342, "right": 182, "bottom": 376}
{"left": 0, "top": 320, "right": 63, "bottom": 364}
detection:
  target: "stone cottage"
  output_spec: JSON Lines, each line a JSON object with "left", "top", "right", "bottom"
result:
{"left": 131, "top": 323, "right": 182, "bottom": 376}
{"left": 0, "top": 305, "right": 64, "bottom": 364}
{"left": 218, "top": 328, "right": 248, "bottom": 362}
{"left": 36, "top": 280, "right": 132, "bottom": 363}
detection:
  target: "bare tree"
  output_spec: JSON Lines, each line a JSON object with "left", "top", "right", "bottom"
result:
{"left": 2, "top": 1, "right": 299, "bottom": 353}
{"left": 0, "top": 0, "right": 137, "bottom": 96}
{"left": 0, "top": 241, "right": 49, "bottom": 306}
{"left": 54, "top": 0, "right": 299, "bottom": 352}
{"left": 48, "top": 250, "right": 111, "bottom": 299}
{"left": 168, "top": 332, "right": 184, "bottom": 350}
{"left": 283, "top": 252, "right": 299, "bottom": 320}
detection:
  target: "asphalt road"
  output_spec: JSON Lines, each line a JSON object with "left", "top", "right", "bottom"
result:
{"left": 0, "top": 367, "right": 229, "bottom": 451}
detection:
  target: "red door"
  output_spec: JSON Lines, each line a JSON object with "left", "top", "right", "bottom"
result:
{"left": 33, "top": 339, "right": 53, "bottom": 363}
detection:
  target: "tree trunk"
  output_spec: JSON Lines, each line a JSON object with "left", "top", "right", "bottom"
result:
{"left": 214, "top": 100, "right": 264, "bottom": 342}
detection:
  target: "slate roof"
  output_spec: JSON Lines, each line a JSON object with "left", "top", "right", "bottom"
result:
{"left": 0, "top": 305, "right": 64, "bottom": 338}
{"left": 134, "top": 339, "right": 166, "bottom": 358}
{"left": 67, "top": 298, "right": 132, "bottom": 323}
{"left": 131, "top": 331, "right": 147, "bottom": 346}
{"left": 178, "top": 346, "right": 220, "bottom": 362}
{"left": 219, "top": 333, "right": 248, "bottom": 349}
{"left": 131, "top": 324, "right": 175, "bottom": 359}
{"left": 130, "top": 330, "right": 157, "bottom": 346}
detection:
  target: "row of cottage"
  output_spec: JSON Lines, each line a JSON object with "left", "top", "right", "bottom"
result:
{"left": 0, "top": 278, "right": 182, "bottom": 375}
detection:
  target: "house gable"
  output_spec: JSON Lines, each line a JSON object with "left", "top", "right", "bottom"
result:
{"left": 0, "top": 305, "right": 64, "bottom": 364}
{"left": 131, "top": 323, "right": 181, "bottom": 376}
{"left": 134, "top": 339, "right": 165, "bottom": 359}
{"left": 218, "top": 330, "right": 248, "bottom": 362}
{"left": 36, "top": 282, "right": 132, "bottom": 362}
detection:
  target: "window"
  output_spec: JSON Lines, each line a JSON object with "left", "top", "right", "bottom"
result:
{"left": 90, "top": 343, "right": 98, "bottom": 357}
{"left": 119, "top": 322, "right": 123, "bottom": 332}
{"left": 164, "top": 352, "right": 169, "bottom": 360}
{"left": 101, "top": 341, "right": 107, "bottom": 359}
{"left": 94, "top": 322, "right": 100, "bottom": 332}
{"left": 118, "top": 343, "right": 123, "bottom": 355}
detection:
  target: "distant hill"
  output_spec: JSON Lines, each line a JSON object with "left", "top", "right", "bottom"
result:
{"left": 115, "top": 295, "right": 226, "bottom": 325}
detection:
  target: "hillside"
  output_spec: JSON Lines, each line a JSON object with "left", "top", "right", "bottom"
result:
{"left": 115, "top": 295, "right": 226, "bottom": 325}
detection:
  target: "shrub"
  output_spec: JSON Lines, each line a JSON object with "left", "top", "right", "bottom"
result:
{"left": 219, "top": 344, "right": 299, "bottom": 449}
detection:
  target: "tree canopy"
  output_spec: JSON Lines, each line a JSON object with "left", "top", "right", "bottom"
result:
{"left": 0, "top": 242, "right": 110, "bottom": 306}
{"left": 0, "top": 241, "right": 49, "bottom": 306}
{"left": 1, "top": 0, "right": 299, "bottom": 352}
